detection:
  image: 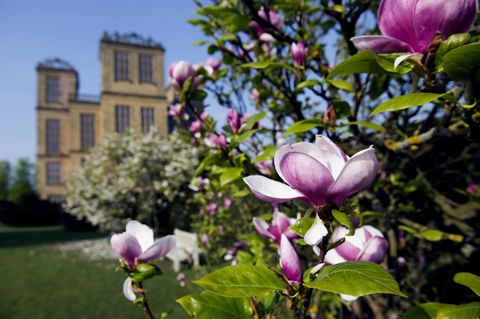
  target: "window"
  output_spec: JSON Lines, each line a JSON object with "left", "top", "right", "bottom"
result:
{"left": 45, "top": 75, "right": 60, "bottom": 103}
{"left": 114, "top": 51, "right": 129, "bottom": 81}
{"left": 80, "top": 114, "right": 95, "bottom": 149}
{"left": 46, "top": 119, "right": 60, "bottom": 154}
{"left": 46, "top": 162, "right": 61, "bottom": 185}
{"left": 115, "top": 105, "right": 130, "bottom": 132}
{"left": 48, "top": 195, "right": 64, "bottom": 203}
{"left": 139, "top": 54, "right": 153, "bottom": 83}
{"left": 141, "top": 107, "right": 155, "bottom": 133}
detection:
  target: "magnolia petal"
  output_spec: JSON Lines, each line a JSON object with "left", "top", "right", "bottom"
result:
{"left": 326, "top": 147, "right": 378, "bottom": 206}
{"left": 279, "top": 152, "right": 334, "bottom": 206}
{"left": 312, "top": 245, "right": 321, "bottom": 256}
{"left": 253, "top": 217, "right": 275, "bottom": 240}
{"left": 243, "top": 175, "right": 307, "bottom": 204}
{"left": 358, "top": 236, "right": 389, "bottom": 263}
{"left": 272, "top": 211, "right": 291, "bottom": 235}
{"left": 351, "top": 35, "right": 414, "bottom": 54}
{"left": 331, "top": 226, "right": 349, "bottom": 243}
{"left": 137, "top": 235, "right": 176, "bottom": 263}
{"left": 324, "top": 249, "right": 347, "bottom": 265}
{"left": 123, "top": 277, "right": 136, "bottom": 302}
{"left": 304, "top": 216, "right": 329, "bottom": 246}
{"left": 259, "top": 33, "right": 275, "bottom": 42}
{"left": 280, "top": 235, "right": 302, "bottom": 284}
{"left": 414, "top": 0, "right": 478, "bottom": 53}
{"left": 126, "top": 220, "right": 154, "bottom": 253}
{"left": 340, "top": 294, "right": 358, "bottom": 302}
{"left": 363, "top": 225, "right": 385, "bottom": 239}
{"left": 378, "top": 0, "right": 420, "bottom": 52}
{"left": 336, "top": 242, "right": 362, "bottom": 260}
{"left": 110, "top": 233, "right": 142, "bottom": 267}
{"left": 314, "top": 135, "right": 348, "bottom": 179}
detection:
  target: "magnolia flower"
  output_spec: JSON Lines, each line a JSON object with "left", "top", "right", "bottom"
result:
{"left": 243, "top": 135, "right": 378, "bottom": 208}
{"left": 255, "top": 159, "right": 274, "bottom": 175}
{"left": 204, "top": 133, "right": 227, "bottom": 149}
{"left": 169, "top": 60, "right": 196, "bottom": 91}
{"left": 206, "top": 203, "right": 218, "bottom": 214}
{"left": 168, "top": 103, "right": 184, "bottom": 117}
{"left": 280, "top": 234, "right": 302, "bottom": 284}
{"left": 467, "top": 183, "right": 478, "bottom": 194}
{"left": 227, "top": 109, "right": 247, "bottom": 133}
{"left": 200, "top": 233, "right": 209, "bottom": 245}
{"left": 351, "top": 0, "right": 478, "bottom": 54}
{"left": 224, "top": 197, "right": 232, "bottom": 209}
{"left": 250, "top": 89, "right": 260, "bottom": 104}
{"left": 323, "top": 105, "right": 336, "bottom": 127}
{"left": 205, "top": 58, "right": 222, "bottom": 77}
{"left": 253, "top": 211, "right": 297, "bottom": 244}
{"left": 258, "top": 7, "right": 284, "bottom": 29}
{"left": 291, "top": 42, "right": 308, "bottom": 67}
{"left": 304, "top": 215, "right": 329, "bottom": 256}
{"left": 324, "top": 225, "right": 388, "bottom": 265}
{"left": 224, "top": 242, "right": 245, "bottom": 265}
{"left": 188, "top": 112, "right": 209, "bottom": 133}
{"left": 176, "top": 273, "right": 187, "bottom": 287}
{"left": 110, "top": 221, "right": 175, "bottom": 269}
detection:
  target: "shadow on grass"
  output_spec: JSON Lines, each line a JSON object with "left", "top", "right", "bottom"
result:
{"left": 0, "top": 226, "right": 107, "bottom": 248}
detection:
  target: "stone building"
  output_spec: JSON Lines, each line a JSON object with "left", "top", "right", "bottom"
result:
{"left": 36, "top": 32, "right": 172, "bottom": 201}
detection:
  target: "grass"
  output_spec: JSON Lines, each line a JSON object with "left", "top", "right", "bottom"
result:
{"left": 0, "top": 225, "right": 202, "bottom": 319}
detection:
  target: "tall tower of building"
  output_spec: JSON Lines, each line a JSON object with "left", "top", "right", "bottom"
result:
{"left": 35, "top": 32, "right": 170, "bottom": 201}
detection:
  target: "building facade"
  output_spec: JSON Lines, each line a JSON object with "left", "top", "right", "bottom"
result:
{"left": 36, "top": 32, "right": 171, "bottom": 201}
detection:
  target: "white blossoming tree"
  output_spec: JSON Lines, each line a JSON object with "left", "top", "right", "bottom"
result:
{"left": 64, "top": 129, "right": 201, "bottom": 232}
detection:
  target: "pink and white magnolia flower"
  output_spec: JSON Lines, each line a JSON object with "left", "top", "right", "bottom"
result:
{"left": 351, "top": 0, "right": 478, "bottom": 54}
{"left": 280, "top": 234, "right": 302, "bottom": 284}
{"left": 206, "top": 203, "right": 218, "bottom": 214}
{"left": 304, "top": 215, "right": 329, "bottom": 256}
{"left": 324, "top": 225, "right": 389, "bottom": 265}
{"left": 168, "top": 103, "right": 184, "bottom": 117}
{"left": 255, "top": 159, "right": 274, "bottom": 175}
{"left": 110, "top": 221, "right": 175, "bottom": 269}
{"left": 243, "top": 135, "right": 378, "bottom": 208}
{"left": 253, "top": 211, "right": 297, "bottom": 244}
{"left": 204, "top": 133, "right": 227, "bottom": 149}
{"left": 227, "top": 109, "right": 248, "bottom": 133}
{"left": 169, "top": 60, "right": 196, "bottom": 91}
{"left": 204, "top": 58, "right": 222, "bottom": 77}
{"left": 291, "top": 42, "right": 308, "bottom": 67}
{"left": 224, "top": 197, "right": 232, "bottom": 209}
{"left": 258, "top": 7, "right": 284, "bottom": 29}
{"left": 250, "top": 88, "right": 260, "bottom": 104}
{"left": 467, "top": 183, "right": 478, "bottom": 194}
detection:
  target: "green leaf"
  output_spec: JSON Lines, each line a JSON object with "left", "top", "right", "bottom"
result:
{"left": 443, "top": 42, "right": 480, "bottom": 81}
{"left": 193, "top": 40, "right": 209, "bottom": 46}
{"left": 220, "top": 167, "right": 244, "bottom": 187}
{"left": 283, "top": 118, "right": 323, "bottom": 136}
{"left": 328, "top": 51, "right": 414, "bottom": 79}
{"left": 402, "top": 303, "right": 452, "bottom": 319}
{"left": 340, "top": 121, "right": 384, "bottom": 131}
{"left": 332, "top": 210, "right": 354, "bottom": 235}
{"left": 290, "top": 217, "right": 315, "bottom": 236}
{"left": 241, "top": 61, "right": 274, "bottom": 69}
{"left": 194, "top": 265, "right": 286, "bottom": 297}
{"left": 232, "top": 129, "right": 258, "bottom": 144}
{"left": 419, "top": 229, "right": 444, "bottom": 241}
{"left": 177, "top": 291, "right": 253, "bottom": 319}
{"left": 243, "top": 112, "right": 266, "bottom": 130}
{"left": 370, "top": 93, "right": 449, "bottom": 116}
{"left": 194, "top": 153, "right": 223, "bottom": 177}
{"left": 331, "top": 4, "right": 346, "bottom": 13}
{"left": 437, "top": 303, "right": 480, "bottom": 319}
{"left": 454, "top": 272, "right": 480, "bottom": 296}
{"left": 304, "top": 261, "right": 406, "bottom": 297}
{"left": 435, "top": 33, "right": 471, "bottom": 71}
{"left": 253, "top": 146, "right": 278, "bottom": 164}
{"left": 328, "top": 79, "right": 354, "bottom": 92}
{"left": 297, "top": 79, "right": 321, "bottom": 89}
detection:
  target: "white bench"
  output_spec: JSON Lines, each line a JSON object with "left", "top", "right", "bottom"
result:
{"left": 166, "top": 229, "right": 200, "bottom": 272}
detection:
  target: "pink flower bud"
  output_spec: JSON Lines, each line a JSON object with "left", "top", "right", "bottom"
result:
{"left": 200, "top": 234, "right": 209, "bottom": 245}
{"left": 176, "top": 273, "right": 187, "bottom": 287}
{"left": 253, "top": 211, "right": 297, "bottom": 244}
{"left": 206, "top": 203, "right": 218, "bottom": 214}
{"left": 280, "top": 235, "right": 302, "bottom": 284}
{"left": 223, "top": 197, "right": 232, "bottom": 209}
{"left": 227, "top": 109, "right": 245, "bottom": 133}
{"left": 168, "top": 103, "right": 184, "bottom": 117}
{"left": 204, "top": 133, "right": 227, "bottom": 149}
{"left": 291, "top": 42, "right": 308, "bottom": 67}
{"left": 467, "top": 183, "right": 478, "bottom": 194}
{"left": 258, "top": 7, "right": 284, "bottom": 29}
{"left": 169, "top": 60, "right": 196, "bottom": 91}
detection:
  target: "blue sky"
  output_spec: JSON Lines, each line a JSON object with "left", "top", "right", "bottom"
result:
{"left": 0, "top": 0, "right": 219, "bottom": 162}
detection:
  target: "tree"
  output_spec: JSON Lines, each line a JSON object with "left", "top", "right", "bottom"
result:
{"left": 63, "top": 129, "right": 201, "bottom": 232}
{"left": 9, "top": 158, "right": 35, "bottom": 204}
{"left": 0, "top": 161, "right": 10, "bottom": 201}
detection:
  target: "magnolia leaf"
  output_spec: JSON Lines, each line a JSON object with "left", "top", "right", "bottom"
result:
{"left": 370, "top": 93, "right": 450, "bottom": 116}
{"left": 332, "top": 210, "right": 355, "bottom": 236}
{"left": 340, "top": 121, "right": 384, "bottom": 131}
{"left": 297, "top": 79, "right": 321, "bottom": 89}
{"left": 454, "top": 272, "right": 480, "bottom": 297}
{"left": 241, "top": 61, "right": 274, "bottom": 69}
{"left": 253, "top": 145, "right": 278, "bottom": 164}
{"left": 233, "top": 129, "right": 258, "bottom": 144}
{"left": 283, "top": 118, "right": 324, "bottom": 136}
{"left": 435, "top": 33, "right": 471, "bottom": 72}
{"left": 194, "top": 153, "right": 223, "bottom": 177}
{"left": 437, "top": 303, "right": 480, "bottom": 319}
{"left": 304, "top": 261, "right": 406, "bottom": 297}
{"left": 243, "top": 112, "right": 266, "bottom": 130}
{"left": 220, "top": 167, "right": 244, "bottom": 187}
{"left": 328, "top": 79, "right": 354, "bottom": 92}
{"left": 177, "top": 291, "right": 253, "bottom": 319}
{"left": 402, "top": 302, "right": 453, "bottom": 319}
{"left": 443, "top": 42, "right": 480, "bottom": 80}
{"left": 419, "top": 229, "right": 444, "bottom": 241}
{"left": 194, "top": 265, "right": 286, "bottom": 297}
{"left": 328, "top": 50, "right": 414, "bottom": 79}
{"left": 290, "top": 217, "right": 315, "bottom": 236}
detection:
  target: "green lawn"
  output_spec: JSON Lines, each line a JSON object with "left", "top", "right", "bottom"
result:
{"left": 0, "top": 225, "right": 201, "bottom": 319}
